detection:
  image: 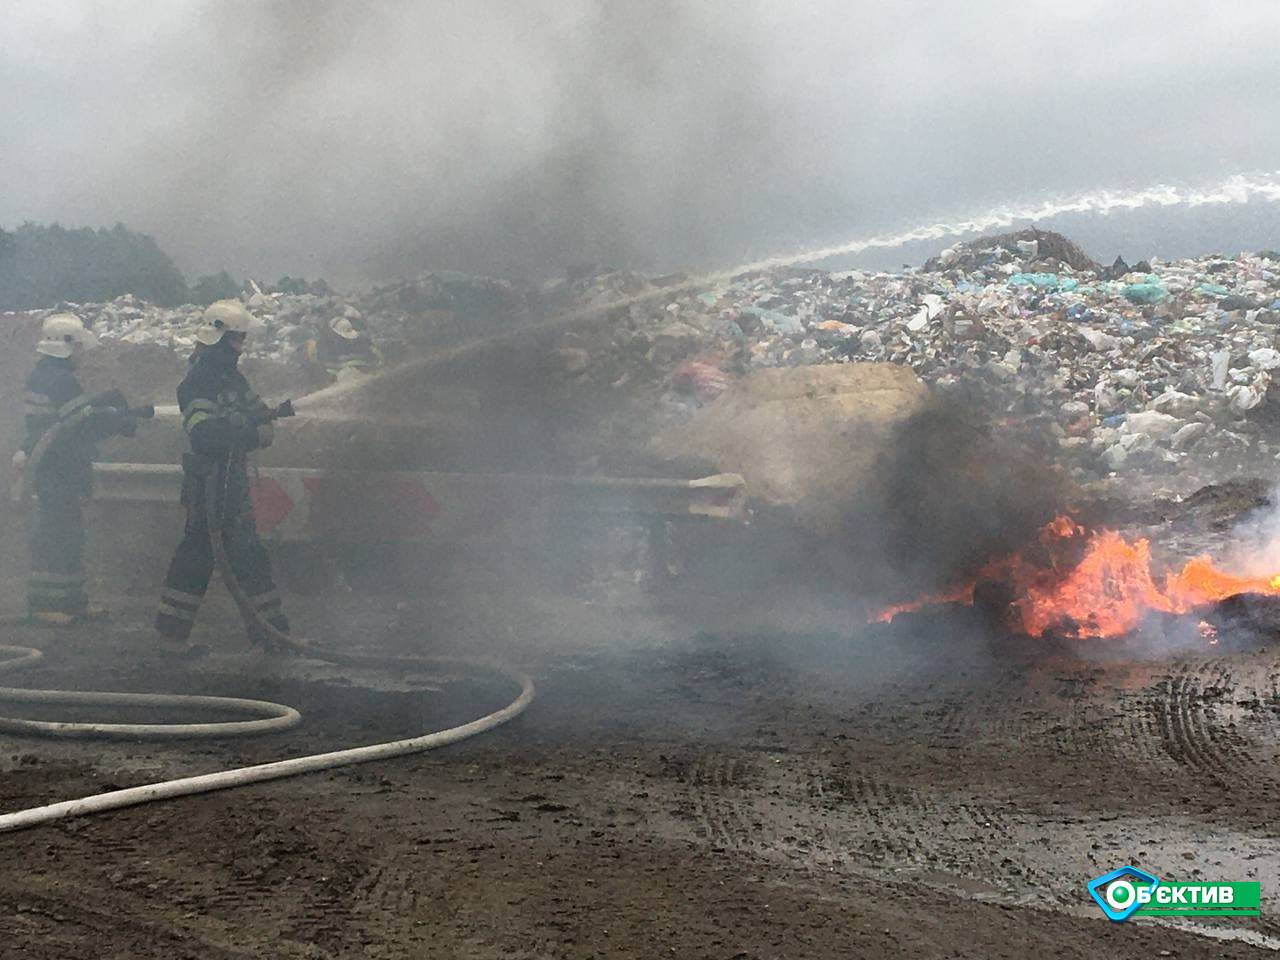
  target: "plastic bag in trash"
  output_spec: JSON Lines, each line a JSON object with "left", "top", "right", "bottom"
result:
{"left": 1122, "top": 281, "right": 1168, "bottom": 304}
{"left": 1007, "top": 273, "right": 1078, "bottom": 292}
{"left": 1196, "top": 282, "right": 1231, "bottom": 297}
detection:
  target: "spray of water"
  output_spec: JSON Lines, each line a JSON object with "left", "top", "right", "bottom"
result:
{"left": 731, "top": 170, "right": 1280, "bottom": 274}
{"left": 298, "top": 170, "right": 1280, "bottom": 411}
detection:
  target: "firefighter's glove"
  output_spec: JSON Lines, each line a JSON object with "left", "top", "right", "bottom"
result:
{"left": 130, "top": 403, "right": 156, "bottom": 420}
{"left": 257, "top": 421, "right": 275, "bottom": 449}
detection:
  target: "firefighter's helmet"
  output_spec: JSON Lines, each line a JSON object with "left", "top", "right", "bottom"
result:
{"left": 329, "top": 315, "right": 361, "bottom": 340}
{"left": 196, "top": 300, "right": 252, "bottom": 346}
{"left": 37, "top": 313, "right": 98, "bottom": 358}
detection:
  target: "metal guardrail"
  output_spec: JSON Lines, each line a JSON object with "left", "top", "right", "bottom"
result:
{"left": 86, "top": 463, "right": 745, "bottom": 543}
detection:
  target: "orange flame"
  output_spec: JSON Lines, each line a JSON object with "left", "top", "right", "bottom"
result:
{"left": 871, "top": 583, "right": 975, "bottom": 623}
{"left": 873, "top": 516, "right": 1280, "bottom": 638}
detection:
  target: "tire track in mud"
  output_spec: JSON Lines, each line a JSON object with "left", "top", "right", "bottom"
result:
{"left": 666, "top": 747, "right": 1032, "bottom": 892}
{"left": 675, "top": 674, "right": 1064, "bottom": 884}
{"left": 684, "top": 754, "right": 760, "bottom": 849}
{"left": 73, "top": 802, "right": 377, "bottom": 953}
{"left": 1128, "top": 656, "right": 1280, "bottom": 789}
{"left": 843, "top": 678, "right": 1067, "bottom": 757}
{"left": 808, "top": 774, "right": 1036, "bottom": 888}
{"left": 1153, "top": 674, "right": 1228, "bottom": 776}
{"left": 278, "top": 882, "right": 363, "bottom": 948}
{"left": 644, "top": 652, "right": 1280, "bottom": 925}
{"left": 350, "top": 863, "right": 420, "bottom": 917}
{"left": 0, "top": 890, "right": 260, "bottom": 960}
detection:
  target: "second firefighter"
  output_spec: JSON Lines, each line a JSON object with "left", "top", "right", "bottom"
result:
{"left": 155, "top": 300, "right": 291, "bottom": 653}
{"left": 22, "top": 313, "right": 151, "bottom": 624}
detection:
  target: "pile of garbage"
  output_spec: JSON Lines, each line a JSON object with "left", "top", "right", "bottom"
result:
{"left": 25, "top": 229, "right": 1280, "bottom": 492}
{"left": 42, "top": 271, "right": 547, "bottom": 367}
{"left": 47, "top": 267, "right": 685, "bottom": 369}
{"left": 43, "top": 291, "right": 373, "bottom": 366}
{"left": 923, "top": 228, "right": 1102, "bottom": 274}
{"left": 564, "top": 232, "right": 1280, "bottom": 491}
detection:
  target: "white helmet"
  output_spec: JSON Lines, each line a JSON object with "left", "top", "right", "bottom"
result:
{"left": 37, "top": 313, "right": 98, "bottom": 359}
{"left": 196, "top": 299, "right": 252, "bottom": 346}
{"left": 329, "top": 315, "right": 360, "bottom": 340}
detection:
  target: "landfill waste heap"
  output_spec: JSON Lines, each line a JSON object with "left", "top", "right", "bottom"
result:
{"left": 12, "top": 231, "right": 1280, "bottom": 498}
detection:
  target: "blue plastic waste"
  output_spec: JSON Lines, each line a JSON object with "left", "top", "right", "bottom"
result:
{"left": 1195, "top": 282, "right": 1230, "bottom": 297}
{"left": 1121, "top": 282, "right": 1168, "bottom": 304}
{"left": 1008, "top": 273, "right": 1078, "bottom": 292}
{"left": 741, "top": 306, "right": 804, "bottom": 336}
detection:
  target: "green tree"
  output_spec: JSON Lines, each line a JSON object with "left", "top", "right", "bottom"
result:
{"left": 191, "top": 271, "right": 242, "bottom": 305}
{"left": 0, "top": 221, "right": 190, "bottom": 309}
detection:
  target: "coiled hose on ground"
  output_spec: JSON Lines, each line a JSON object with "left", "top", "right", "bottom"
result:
{"left": 0, "top": 432, "right": 534, "bottom": 834}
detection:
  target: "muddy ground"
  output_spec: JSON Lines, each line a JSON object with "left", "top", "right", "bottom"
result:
{"left": 1, "top": 558, "right": 1279, "bottom": 960}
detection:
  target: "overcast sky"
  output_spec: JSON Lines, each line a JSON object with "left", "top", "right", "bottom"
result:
{"left": 3, "top": 0, "right": 1279, "bottom": 283}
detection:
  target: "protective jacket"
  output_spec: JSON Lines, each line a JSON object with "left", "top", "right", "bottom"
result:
{"left": 180, "top": 344, "right": 272, "bottom": 456}
{"left": 24, "top": 356, "right": 132, "bottom": 496}
{"left": 157, "top": 342, "right": 288, "bottom": 644}
{"left": 22, "top": 355, "right": 135, "bottom": 617}
{"left": 177, "top": 343, "right": 273, "bottom": 507}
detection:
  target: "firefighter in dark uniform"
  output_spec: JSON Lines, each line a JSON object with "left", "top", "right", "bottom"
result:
{"left": 301, "top": 312, "right": 381, "bottom": 383}
{"left": 155, "top": 300, "right": 290, "bottom": 654}
{"left": 21, "top": 313, "right": 144, "bottom": 624}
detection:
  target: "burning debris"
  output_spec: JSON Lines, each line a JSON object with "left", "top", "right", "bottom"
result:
{"left": 874, "top": 511, "right": 1280, "bottom": 644}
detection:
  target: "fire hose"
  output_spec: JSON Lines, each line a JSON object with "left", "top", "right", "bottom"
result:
{"left": 0, "top": 405, "right": 534, "bottom": 834}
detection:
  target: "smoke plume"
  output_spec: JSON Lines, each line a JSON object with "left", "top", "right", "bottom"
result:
{"left": 4, "top": 1, "right": 1280, "bottom": 283}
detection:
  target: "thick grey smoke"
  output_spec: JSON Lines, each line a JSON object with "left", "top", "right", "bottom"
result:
{"left": 4, "top": 0, "right": 1280, "bottom": 283}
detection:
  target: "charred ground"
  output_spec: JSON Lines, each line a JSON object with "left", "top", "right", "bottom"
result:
{"left": 1, "top": 473, "right": 1279, "bottom": 957}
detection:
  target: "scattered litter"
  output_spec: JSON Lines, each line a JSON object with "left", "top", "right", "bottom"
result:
{"left": 25, "top": 231, "right": 1280, "bottom": 491}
